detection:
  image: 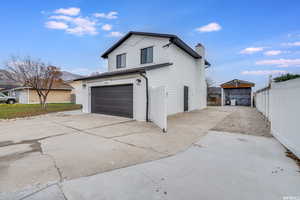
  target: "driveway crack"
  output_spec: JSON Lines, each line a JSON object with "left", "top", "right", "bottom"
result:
{"left": 39, "top": 145, "right": 64, "bottom": 182}
{"left": 18, "top": 183, "right": 58, "bottom": 200}
{"left": 57, "top": 183, "right": 68, "bottom": 200}
{"left": 52, "top": 119, "right": 134, "bottom": 132}
{"left": 112, "top": 139, "right": 168, "bottom": 155}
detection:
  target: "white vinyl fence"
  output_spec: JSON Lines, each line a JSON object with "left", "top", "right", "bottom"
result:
{"left": 149, "top": 86, "right": 167, "bottom": 132}
{"left": 255, "top": 78, "right": 300, "bottom": 158}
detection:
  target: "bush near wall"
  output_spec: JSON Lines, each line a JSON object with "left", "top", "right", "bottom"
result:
{"left": 273, "top": 73, "right": 300, "bottom": 82}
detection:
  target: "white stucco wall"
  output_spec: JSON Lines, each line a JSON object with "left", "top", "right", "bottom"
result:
{"left": 107, "top": 35, "right": 170, "bottom": 72}
{"left": 81, "top": 74, "right": 147, "bottom": 121}
{"left": 255, "top": 78, "right": 300, "bottom": 158}
{"left": 146, "top": 43, "right": 206, "bottom": 115}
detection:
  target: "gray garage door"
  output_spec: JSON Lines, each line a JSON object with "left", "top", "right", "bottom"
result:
{"left": 224, "top": 88, "right": 251, "bottom": 106}
{"left": 91, "top": 84, "right": 133, "bottom": 118}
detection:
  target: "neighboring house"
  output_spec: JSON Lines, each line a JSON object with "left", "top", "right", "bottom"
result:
{"left": 207, "top": 87, "right": 221, "bottom": 106}
{"left": 75, "top": 31, "right": 210, "bottom": 129}
{"left": 0, "top": 84, "right": 19, "bottom": 94}
{"left": 3, "top": 82, "right": 73, "bottom": 104}
{"left": 220, "top": 79, "right": 255, "bottom": 106}
{"left": 0, "top": 80, "right": 20, "bottom": 94}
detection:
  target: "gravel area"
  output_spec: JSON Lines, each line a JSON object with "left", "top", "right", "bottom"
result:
{"left": 211, "top": 106, "right": 271, "bottom": 137}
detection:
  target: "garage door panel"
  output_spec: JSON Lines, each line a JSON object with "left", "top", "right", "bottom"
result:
{"left": 91, "top": 84, "right": 133, "bottom": 118}
{"left": 93, "top": 98, "right": 132, "bottom": 105}
{"left": 93, "top": 100, "right": 132, "bottom": 107}
{"left": 224, "top": 88, "right": 251, "bottom": 106}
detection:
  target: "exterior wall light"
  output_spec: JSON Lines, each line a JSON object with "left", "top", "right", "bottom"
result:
{"left": 136, "top": 79, "right": 142, "bottom": 85}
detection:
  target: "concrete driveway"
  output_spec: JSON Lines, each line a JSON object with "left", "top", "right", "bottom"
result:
{"left": 2, "top": 130, "right": 300, "bottom": 200}
{"left": 53, "top": 132, "right": 300, "bottom": 200}
{"left": 1, "top": 107, "right": 298, "bottom": 199}
{"left": 0, "top": 107, "right": 232, "bottom": 193}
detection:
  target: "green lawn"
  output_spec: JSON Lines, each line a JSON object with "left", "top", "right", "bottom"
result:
{"left": 0, "top": 103, "right": 82, "bottom": 119}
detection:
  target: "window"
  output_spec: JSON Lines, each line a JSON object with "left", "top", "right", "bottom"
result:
{"left": 116, "top": 53, "right": 126, "bottom": 68}
{"left": 141, "top": 47, "right": 153, "bottom": 64}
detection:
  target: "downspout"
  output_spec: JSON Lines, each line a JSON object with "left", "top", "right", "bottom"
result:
{"left": 139, "top": 72, "right": 149, "bottom": 122}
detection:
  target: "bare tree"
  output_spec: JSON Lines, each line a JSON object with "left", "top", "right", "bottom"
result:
{"left": 4, "top": 56, "right": 62, "bottom": 108}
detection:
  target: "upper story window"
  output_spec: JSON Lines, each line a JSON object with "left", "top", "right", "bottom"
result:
{"left": 116, "top": 53, "right": 126, "bottom": 68}
{"left": 141, "top": 47, "right": 153, "bottom": 64}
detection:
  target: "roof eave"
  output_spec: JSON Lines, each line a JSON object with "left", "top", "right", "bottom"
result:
{"left": 169, "top": 38, "right": 202, "bottom": 59}
{"left": 75, "top": 62, "right": 173, "bottom": 81}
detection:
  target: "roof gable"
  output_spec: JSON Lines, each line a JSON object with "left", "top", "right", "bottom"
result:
{"left": 101, "top": 31, "right": 202, "bottom": 60}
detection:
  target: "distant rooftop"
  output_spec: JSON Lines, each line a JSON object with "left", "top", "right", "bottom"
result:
{"left": 221, "top": 79, "right": 255, "bottom": 88}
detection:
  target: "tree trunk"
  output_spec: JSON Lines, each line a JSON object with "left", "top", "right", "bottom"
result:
{"left": 37, "top": 93, "right": 48, "bottom": 109}
{"left": 41, "top": 95, "right": 47, "bottom": 109}
{"left": 37, "top": 94, "right": 44, "bottom": 108}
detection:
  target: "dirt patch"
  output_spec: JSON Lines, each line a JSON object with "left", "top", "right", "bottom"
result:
{"left": 0, "top": 141, "right": 14, "bottom": 147}
{"left": 211, "top": 106, "right": 271, "bottom": 137}
{"left": 0, "top": 145, "right": 41, "bottom": 162}
{"left": 286, "top": 150, "right": 300, "bottom": 172}
{"left": 0, "top": 134, "right": 66, "bottom": 162}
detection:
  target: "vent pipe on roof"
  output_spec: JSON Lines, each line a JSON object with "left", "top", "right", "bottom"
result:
{"left": 195, "top": 43, "right": 205, "bottom": 59}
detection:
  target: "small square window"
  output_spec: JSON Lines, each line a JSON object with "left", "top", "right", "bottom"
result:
{"left": 116, "top": 53, "right": 126, "bottom": 68}
{"left": 141, "top": 47, "right": 153, "bottom": 64}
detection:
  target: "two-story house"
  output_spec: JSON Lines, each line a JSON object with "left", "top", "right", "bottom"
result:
{"left": 76, "top": 31, "right": 210, "bottom": 126}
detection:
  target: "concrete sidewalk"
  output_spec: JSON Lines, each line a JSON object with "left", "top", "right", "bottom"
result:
{"left": 3, "top": 131, "right": 300, "bottom": 200}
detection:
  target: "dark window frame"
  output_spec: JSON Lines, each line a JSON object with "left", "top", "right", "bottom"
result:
{"left": 140, "top": 46, "right": 153, "bottom": 64}
{"left": 116, "top": 53, "right": 126, "bottom": 68}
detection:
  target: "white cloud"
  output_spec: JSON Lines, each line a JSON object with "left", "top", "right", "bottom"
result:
{"left": 66, "top": 17, "right": 98, "bottom": 36}
{"left": 196, "top": 22, "right": 222, "bottom": 32}
{"left": 282, "top": 41, "right": 300, "bottom": 46}
{"left": 102, "top": 24, "right": 112, "bottom": 31}
{"left": 256, "top": 58, "right": 300, "bottom": 67}
{"left": 49, "top": 15, "right": 73, "bottom": 21}
{"left": 240, "top": 47, "right": 264, "bottom": 54}
{"left": 45, "top": 21, "right": 68, "bottom": 30}
{"left": 44, "top": 9, "right": 122, "bottom": 36}
{"left": 264, "top": 50, "right": 282, "bottom": 56}
{"left": 47, "top": 15, "right": 98, "bottom": 35}
{"left": 108, "top": 31, "right": 123, "bottom": 37}
{"left": 54, "top": 7, "right": 80, "bottom": 16}
{"left": 94, "top": 11, "right": 118, "bottom": 19}
{"left": 241, "top": 70, "right": 287, "bottom": 75}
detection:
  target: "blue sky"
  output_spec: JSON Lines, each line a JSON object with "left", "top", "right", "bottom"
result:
{"left": 1, "top": 0, "right": 300, "bottom": 89}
